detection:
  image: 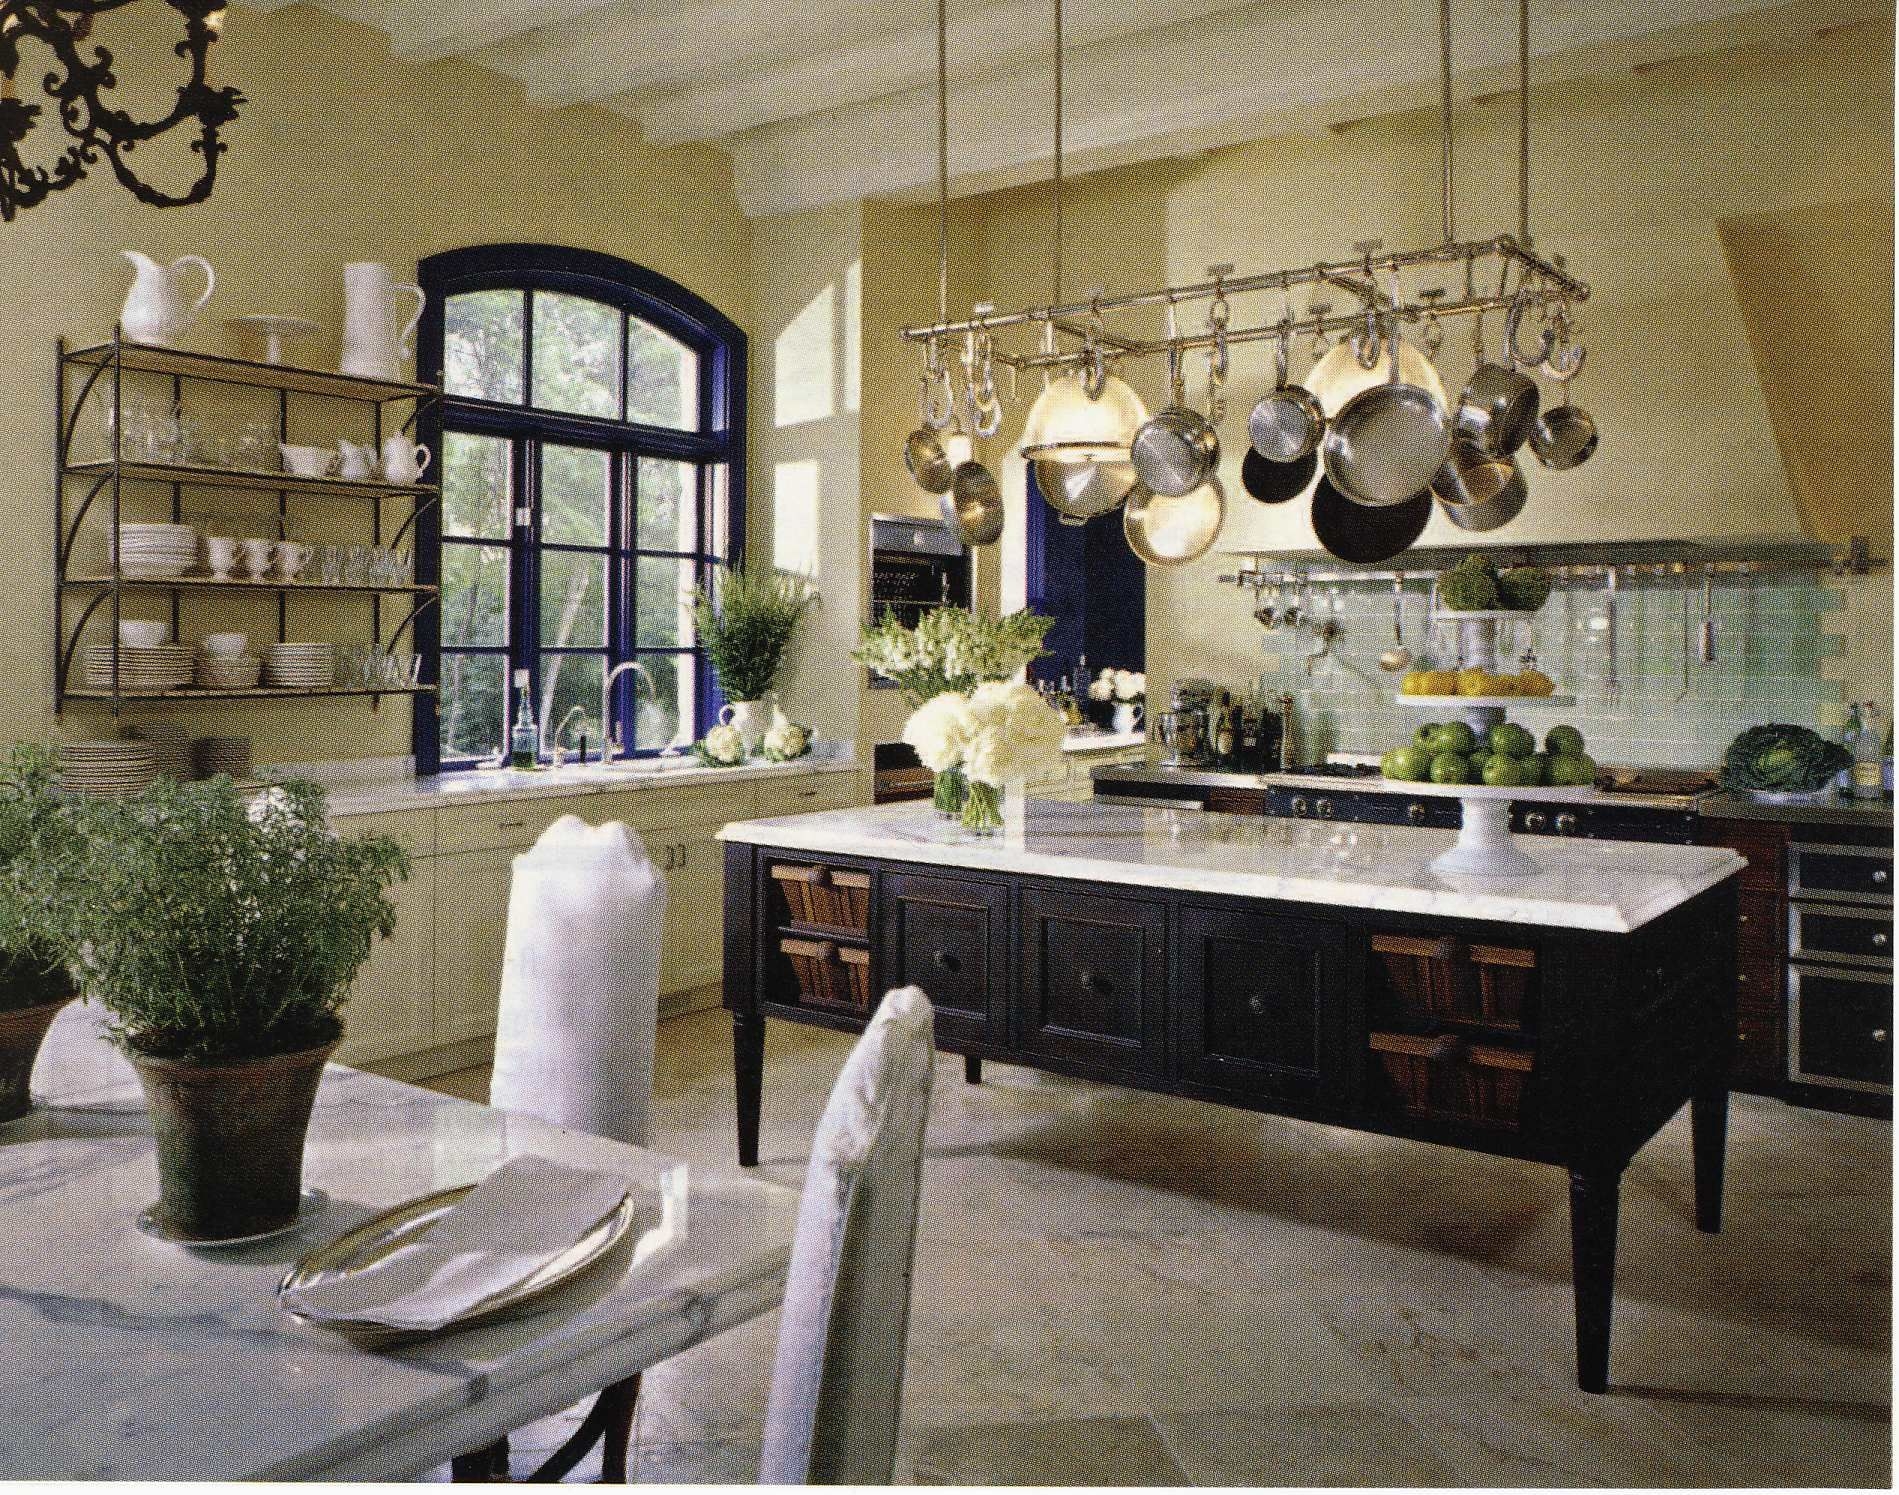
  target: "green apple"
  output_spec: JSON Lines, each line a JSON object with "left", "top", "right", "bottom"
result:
{"left": 1427, "top": 721, "right": 1477, "bottom": 756}
{"left": 1545, "top": 725, "right": 1586, "bottom": 758}
{"left": 1429, "top": 752, "right": 1474, "bottom": 785}
{"left": 1548, "top": 752, "right": 1598, "bottom": 787}
{"left": 1488, "top": 722, "right": 1535, "bottom": 759}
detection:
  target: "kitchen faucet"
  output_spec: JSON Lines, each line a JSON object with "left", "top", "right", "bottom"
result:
{"left": 550, "top": 704, "right": 590, "bottom": 765}
{"left": 603, "top": 661, "right": 654, "bottom": 761}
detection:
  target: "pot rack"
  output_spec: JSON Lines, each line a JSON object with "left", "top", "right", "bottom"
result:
{"left": 899, "top": 0, "right": 1590, "bottom": 384}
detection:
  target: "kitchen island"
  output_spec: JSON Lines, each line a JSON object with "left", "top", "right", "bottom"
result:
{"left": 719, "top": 798, "right": 1745, "bottom": 1393}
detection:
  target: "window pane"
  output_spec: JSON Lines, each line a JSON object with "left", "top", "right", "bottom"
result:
{"left": 441, "top": 653, "right": 505, "bottom": 762}
{"left": 627, "top": 319, "right": 699, "bottom": 430}
{"left": 532, "top": 293, "right": 621, "bottom": 418}
{"left": 443, "top": 432, "right": 511, "bottom": 540}
{"left": 635, "top": 653, "right": 695, "bottom": 750}
{"left": 442, "top": 542, "right": 508, "bottom": 647}
{"left": 638, "top": 456, "right": 697, "bottom": 552}
{"left": 444, "top": 291, "right": 524, "bottom": 403}
{"left": 706, "top": 463, "right": 732, "bottom": 561}
{"left": 636, "top": 557, "right": 695, "bottom": 648}
{"left": 542, "top": 444, "right": 609, "bottom": 547}
{"left": 539, "top": 653, "right": 605, "bottom": 750}
{"left": 539, "top": 550, "right": 607, "bottom": 648}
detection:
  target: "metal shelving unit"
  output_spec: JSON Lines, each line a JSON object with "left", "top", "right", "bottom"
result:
{"left": 55, "top": 329, "right": 443, "bottom": 716}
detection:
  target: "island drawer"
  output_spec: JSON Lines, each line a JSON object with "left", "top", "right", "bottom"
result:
{"left": 778, "top": 936, "right": 872, "bottom": 1014}
{"left": 1369, "top": 934, "right": 1538, "bottom": 1031}
{"left": 769, "top": 862, "right": 871, "bottom": 937}
{"left": 1369, "top": 1031, "right": 1535, "bottom": 1130}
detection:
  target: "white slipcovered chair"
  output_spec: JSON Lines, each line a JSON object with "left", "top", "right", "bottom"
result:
{"left": 759, "top": 984, "right": 936, "bottom": 1485}
{"left": 452, "top": 814, "right": 665, "bottom": 1484}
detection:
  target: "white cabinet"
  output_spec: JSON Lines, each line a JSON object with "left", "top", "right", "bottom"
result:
{"left": 431, "top": 847, "right": 514, "bottom": 1046}
{"left": 335, "top": 859, "right": 436, "bottom": 1067}
{"left": 656, "top": 823, "right": 727, "bottom": 995}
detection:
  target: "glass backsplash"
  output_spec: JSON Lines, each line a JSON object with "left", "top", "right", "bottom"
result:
{"left": 1256, "top": 571, "right": 1848, "bottom": 769}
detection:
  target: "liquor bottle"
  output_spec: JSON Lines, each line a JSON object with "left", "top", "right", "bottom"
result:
{"left": 509, "top": 672, "right": 540, "bottom": 769}
{"left": 1838, "top": 704, "right": 1862, "bottom": 794}
{"left": 1851, "top": 701, "right": 1884, "bottom": 799}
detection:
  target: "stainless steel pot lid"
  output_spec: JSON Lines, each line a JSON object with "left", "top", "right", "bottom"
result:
{"left": 1123, "top": 475, "right": 1226, "bottom": 566}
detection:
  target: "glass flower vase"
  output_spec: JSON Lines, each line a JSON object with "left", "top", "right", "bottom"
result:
{"left": 932, "top": 765, "right": 968, "bottom": 818}
{"left": 960, "top": 779, "right": 1003, "bottom": 836}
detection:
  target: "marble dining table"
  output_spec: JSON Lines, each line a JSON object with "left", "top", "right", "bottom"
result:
{"left": 0, "top": 1003, "right": 801, "bottom": 1481}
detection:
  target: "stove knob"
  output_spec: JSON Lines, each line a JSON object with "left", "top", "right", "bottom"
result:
{"left": 1524, "top": 812, "right": 1548, "bottom": 833}
{"left": 1290, "top": 796, "right": 1310, "bottom": 817}
{"left": 1554, "top": 812, "right": 1579, "bottom": 837}
{"left": 1315, "top": 798, "right": 1335, "bottom": 820}
{"left": 1406, "top": 802, "right": 1428, "bottom": 826}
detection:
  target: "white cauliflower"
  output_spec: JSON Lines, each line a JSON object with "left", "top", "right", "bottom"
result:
{"left": 1087, "top": 670, "right": 1115, "bottom": 702}
{"left": 701, "top": 723, "right": 745, "bottom": 764}
{"left": 762, "top": 721, "right": 810, "bottom": 762}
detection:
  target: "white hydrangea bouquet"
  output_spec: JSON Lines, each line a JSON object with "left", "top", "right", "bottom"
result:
{"left": 1085, "top": 667, "right": 1147, "bottom": 704}
{"left": 902, "top": 680, "right": 1067, "bottom": 834}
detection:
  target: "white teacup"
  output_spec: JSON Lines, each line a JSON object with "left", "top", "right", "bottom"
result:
{"left": 279, "top": 443, "right": 335, "bottom": 479}
{"left": 204, "top": 535, "right": 239, "bottom": 579}
{"left": 239, "top": 537, "right": 274, "bottom": 577}
{"left": 118, "top": 619, "right": 169, "bottom": 648}
{"left": 274, "top": 540, "right": 311, "bottom": 579}
{"left": 336, "top": 440, "right": 378, "bottom": 481}
{"left": 201, "top": 632, "right": 248, "bottom": 657}
{"left": 381, "top": 435, "right": 432, "bottom": 486}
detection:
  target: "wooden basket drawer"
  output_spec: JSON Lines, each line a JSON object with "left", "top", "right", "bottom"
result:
{"left": 1369, "top": 1031, "right": 1534, "bottom": 1130}
{"left": 1370, "top": 934, "right": 1537, "bottom": 1031}
{"left": 770, "top": 862, "right": 871, "bottom": 937}
{"left": 779, "top": 937, "right": 873, "bottom": 1014}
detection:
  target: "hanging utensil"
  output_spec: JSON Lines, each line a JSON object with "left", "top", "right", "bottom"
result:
{"left": 1602, "top": 565, "right": 1621, "bottom": 705}
{"left": 1528, "top": 351, "right": 1598, "bottom": 470}
{"left": 1248, "top": 293, "right": 1325, "bottom": 463}
{"left": 1432, "top": 437, "right": 1527, "bottom": 516}
{"left": 1435, "top": 468, "right": 1526, "bottom": 531}
{"left": 1310, "top": 478, "right": 1432, "bottom": 563}
{"left": 1321, "top": 279, "right": 1451, "bottom": 509}
{"left": 903, "top": 346, "right": 960, "bottom": 496}
{"left": 1123, "top": 474, "right": 1225, "bottom": 567}
{"left": 1131, "top": 306, "right": 1221, "bottom": 497}
{"left": 1452, "top": 278, "right": 1540, "bottom": 457}
{"left": 1033, "top": 456, "right": 1138, "bottom": 524}
{"left": 940, "top": 373, "right": 1004, "bottom": 546}
{"left": 1698, "top": 564, "right": 1718, "bottom": 664}
{"left": 1378, "top": 574, "right": 1413, "bottom": 671}
{"left": 1240, "top": 445, "right": 1317, "bottom": 505}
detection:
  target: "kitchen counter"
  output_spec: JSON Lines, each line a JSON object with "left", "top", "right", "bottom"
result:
{"left": 1062, "top": 730, "right": 1145, "bottom": 754}
{"left": 1699, "top": 789, "right": 1894, "bottom": 829}
{"left": 1091, "top": 761, "right": 1710, "bottom": 814}
{"left": 719, "top": 796, "right": 1742, "bottom": 933}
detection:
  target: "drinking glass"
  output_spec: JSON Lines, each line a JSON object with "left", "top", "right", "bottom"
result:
{"left": 343, "top": 545, "right": 369, "bottom": 586}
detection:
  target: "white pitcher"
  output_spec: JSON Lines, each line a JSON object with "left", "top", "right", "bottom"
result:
{"left": 340, "top": 262, "right": 425, "bottom": 381}
{"left": 119, "top": 251, "right": 215, "bottom": 346}
{"left": 380, "top": 435, "right": 432, "bottom": 485}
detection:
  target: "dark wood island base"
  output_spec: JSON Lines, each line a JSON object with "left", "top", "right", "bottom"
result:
{"left": 723, "top": 837, "right": 1739, "bottom": 1394}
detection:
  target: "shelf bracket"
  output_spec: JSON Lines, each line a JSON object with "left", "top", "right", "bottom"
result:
{"left": 58, "top": 473, "right": 113, "bottom": 576}
{"left": 55, "top": 588, "right": 112, "bottom": 712}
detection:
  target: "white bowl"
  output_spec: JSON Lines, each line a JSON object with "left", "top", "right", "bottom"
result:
{"left": 118, "top": 620, "right": 169, "bottom": 647}
{"left": 201, "top": 632, "right": 249, "bottom": 657}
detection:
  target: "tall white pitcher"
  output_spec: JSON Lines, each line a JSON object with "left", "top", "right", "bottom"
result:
{"left": 340, "top": 262, "right": 425, "bottom": 380}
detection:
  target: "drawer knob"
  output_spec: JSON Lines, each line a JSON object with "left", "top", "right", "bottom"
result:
{"left": 1876, "top": 932, "right": 1890, "bottom": 948}
{"left": 1078, "top": 970, "right": 1110, "bottom": 995}
{"left": 1874, "top": 869, "right": 1889, "bottom": 885}
{"left": 1738, "top": 913, "right": 1748, "bottom": 924}
{"left": 932, "top": 951, "right": 960, "bottom": 975}
{"left": 1875, "top": 1029, "right": 1889, "bottom": 1044}
{"left": 1737, "top": 974, "right": 1748, "bottom": 984}
{"left": 1247, "top": 993, "right": 1265, "bottom": 1016}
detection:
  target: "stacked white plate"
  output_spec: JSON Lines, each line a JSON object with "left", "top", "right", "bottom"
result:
{"left": 197, "top": 653, "right": 263, "bottom": 690}
{"left": 265, "top": 642, "right": 334, "bottom": 689}
{"left": 125, "top": 722, "right": 192, "bottom": 780}
{"left": 107, "top": 523, "right": 198, "bottom": 579}
{"left": 83, "top": 644, "right": 194, "bottom": 691}
{"left": 56, "top": 740, "right": 158, "bottom": 799}
{"left": 195, "top": 736, "right": 252, "bottom": 779}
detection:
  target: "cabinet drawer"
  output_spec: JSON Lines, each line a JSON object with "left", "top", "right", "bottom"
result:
{"left": 436, "top": 797, "right": 580, "bottom": 854}
{"left": 754, "top": 772, "right": 862, "bottom": 819}
{"left": 332, "top": 808, "right": 435, "bottom": 859}
{"left": 598, "top": 782, "right": 757, "bottom": 834}
{"left": 1789, "top": 966, "right": 1894, "bottom": 1093}
{"left": 1790, "top": 904, "right": 1893, "bottom": 969}
{"left": 1789, "top": 845, "right": 1894, "bottom": 906}
{"left": 1175, "top": 905, "right": 1353, "bottom": 1104}
{"left": 1016, "top": 887, "right": 1167, "bottom": 1075}
{"left": 876, "top": 872, "right": 1006, "bottom": 1046}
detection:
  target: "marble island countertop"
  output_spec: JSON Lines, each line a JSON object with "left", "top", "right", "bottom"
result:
{"left": 1061, "top": 730, "right": 1146, "bottom": 754}
{"left": 719, "top": 797, "right": 1745, "bottom": 934}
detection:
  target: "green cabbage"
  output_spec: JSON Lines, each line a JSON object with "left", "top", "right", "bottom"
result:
{"left": 1497, "top": 565, "right": 1552, "bottom": 612}
{"left": 1440, "top": 558, "right": 1499, "bottom": 611}
{"left": 1720, "top": 724, "right": 1852, "bottom": 793}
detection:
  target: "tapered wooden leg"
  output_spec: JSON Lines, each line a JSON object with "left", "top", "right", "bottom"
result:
{"left": 600, "top": 1373, "right": 640, "bottom": 1483}
{"left": 734, "top": 1010, "right": 764, "bottom": 1168}
{"left": 450, "top": 1436, "right": 509, "bottom": 1481}
{"left": 1568, "top": 1167, "right": 1621, "bottom": 1394}
{"left": 1691, "top": 1088, "right": 1728, "bottom": 1234}
{"left": 964, "top": 1054, "right": 982, "bottom": 1085}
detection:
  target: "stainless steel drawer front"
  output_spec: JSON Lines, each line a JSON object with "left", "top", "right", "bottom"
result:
{"left": 1789, "top": 903, "right": 1895, "bottom": 969}
{"left": 1789, "top": 844, "right": 1895, "bottom": 906}
{"left": 1788, "top": 964, "right": 1895, "bottom": 1094}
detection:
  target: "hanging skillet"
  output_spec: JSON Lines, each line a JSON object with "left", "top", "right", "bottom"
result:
{"left": 1240, "top": 446, "right": 1317, "bottom": 504}
{"left": 1311, "top": 475, "right": 1431, "bottom": 563}
{"left": 1320, "top": 274, "right": 1450, "bottom": 508}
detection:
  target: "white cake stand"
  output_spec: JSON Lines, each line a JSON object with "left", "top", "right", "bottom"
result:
{"left": 228, "top": 314, "right": 320, "bottom": 366}
{"left": 1366, "top": 778, "right": 1610, "bottom": 878}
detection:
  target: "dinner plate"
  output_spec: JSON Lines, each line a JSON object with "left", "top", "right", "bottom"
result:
{"left": 277, "top": 1182, "right": 641, "bottom": 1345}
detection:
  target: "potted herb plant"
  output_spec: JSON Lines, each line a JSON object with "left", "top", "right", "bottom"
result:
{"left": 0, "top": 745, "right": 83, "bottom": 1123}
{"left": 56, "top": 777, "right": 408, "bottom": 1240}
{"left": 692, "top": 564, "right": 817, "bottom": 755}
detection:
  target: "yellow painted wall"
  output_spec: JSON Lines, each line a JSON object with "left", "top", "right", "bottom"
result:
{"left": 3, "top": 4, "right": 749, "bottom": 761}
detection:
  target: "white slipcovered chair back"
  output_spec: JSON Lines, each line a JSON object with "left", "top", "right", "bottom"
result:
{"left": 488, "top": 815, "right": 665, "bottom": 1147}
{"left": 759, "top": 986, "right": 936, "bottom": 1485}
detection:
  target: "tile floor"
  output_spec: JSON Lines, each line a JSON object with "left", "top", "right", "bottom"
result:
{"left": 417, "top": 1005, "right": 1891, "bottom": 1486}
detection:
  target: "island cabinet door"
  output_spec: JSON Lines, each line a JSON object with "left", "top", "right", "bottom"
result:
{"left": 1016, "top": 888, "right": 1169, "bottom": 1076}
{"left": 1174, "top": 905, "right": 1354, "bottom": 1105}
{"left": 877, "top": 872, "right": 1008, "bottom": 1047}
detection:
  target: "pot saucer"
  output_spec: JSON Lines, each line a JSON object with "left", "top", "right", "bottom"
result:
{"left": 136, "top": 1187, "right": 328, "bottom": 1249}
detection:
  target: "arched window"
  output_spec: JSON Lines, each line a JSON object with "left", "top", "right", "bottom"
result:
{"left": 414, "top": 244, "right": 745, "bottom": 771}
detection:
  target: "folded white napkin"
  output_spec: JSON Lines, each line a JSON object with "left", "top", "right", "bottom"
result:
{"left": 281, "top": 1155, "right": 640, "bottom": 1331}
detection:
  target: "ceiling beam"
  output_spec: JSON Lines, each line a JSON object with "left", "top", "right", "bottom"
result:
{"left": 390, "top": 0, "right": 625, "bottom": 62}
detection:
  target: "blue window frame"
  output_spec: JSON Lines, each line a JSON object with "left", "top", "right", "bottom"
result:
{"left": 414, "top": 245, "right": 746, "bottom": 772}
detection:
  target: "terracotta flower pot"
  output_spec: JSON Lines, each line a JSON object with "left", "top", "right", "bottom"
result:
{"left": 0, "top": 994, "right": 75, "bottom": 1124}
{"left": 127, "top": 1038, "right": 338, "bottom": 1241}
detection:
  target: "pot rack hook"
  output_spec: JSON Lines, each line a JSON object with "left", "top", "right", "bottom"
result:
{"left": 1350, "top": 243, "right": 1382, "bottom": 369}
{"left": 1306, "top": 299, "right": 1333, "bottom": 357}
{"left": 1505, "top": 283, "right": 1553, "bottom": 370}
{"left": 1417, "top": 286, "right": 1447, "bottom": 357}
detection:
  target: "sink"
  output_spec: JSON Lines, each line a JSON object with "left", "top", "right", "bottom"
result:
{"left": 592, "top": 755, "right": 700, "bottom": 776}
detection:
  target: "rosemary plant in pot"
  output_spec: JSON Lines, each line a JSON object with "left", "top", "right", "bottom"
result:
{"left": 0, "top": 745, "right": 84, "bottom": 1123}
{"left": 58, "top": 778, "right": 408, "bottom": 1240}
{"left": 691, "top": 564, "right": 817, "bottom": 755}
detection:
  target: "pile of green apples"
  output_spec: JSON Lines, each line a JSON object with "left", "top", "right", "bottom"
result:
{"left": 1382, "top": 722, "right": 1598, "bottom": 788}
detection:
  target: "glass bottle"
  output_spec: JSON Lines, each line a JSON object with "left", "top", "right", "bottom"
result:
{"left": 509, "top": 672, "right": 540, "bottom": 769}
{"left": 1851, "top": 701, "right": 1884, "bottom": 799}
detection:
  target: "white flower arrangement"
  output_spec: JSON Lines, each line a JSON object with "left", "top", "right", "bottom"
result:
{"left": 901, "top": 692, "right": 976, "bottom": 774}
{"left": 1087, "top": 667, "right": 1147, "bottom": 704}
{"left": 760, "top": 721, "right": 811, "bottom": 762}
{"left": 855, "top": 607, "right": 1053, "bottom": 705}
{"left": 694, "top": 723, "right": 747, "bottom": 767}
{"left": 903, "top": 680, "right": 1065, "bottom": 790}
